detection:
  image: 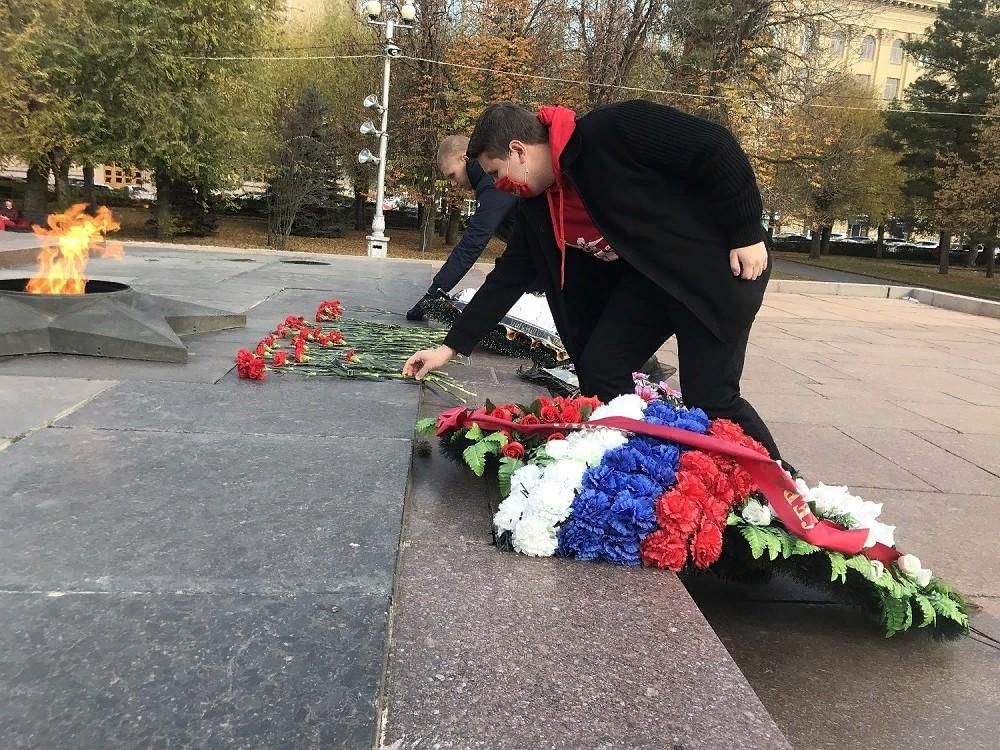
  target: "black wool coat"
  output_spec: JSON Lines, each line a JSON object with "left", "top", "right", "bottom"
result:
{"left": 443, "top": 100, "right": 771, "bottom": 358}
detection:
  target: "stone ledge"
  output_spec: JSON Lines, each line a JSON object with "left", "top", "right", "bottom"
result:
{"left": 769, "top": 279, "right": 1000, "bottom": 319}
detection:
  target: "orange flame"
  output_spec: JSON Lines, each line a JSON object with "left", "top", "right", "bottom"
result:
{"left": 26, "top": 204, "right": 123, "bottom": 295}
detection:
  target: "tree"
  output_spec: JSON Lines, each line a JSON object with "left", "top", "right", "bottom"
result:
{"left": 655, "top": 0, "right": 865, "bottom": 124}
{"left": 570, "top": 0, "right": 663, "bottom": 107}
{"left": 752, "top": 78, "right": 902, "bottom": 258}
{"left": 936, "top": 105, "right": 1000, "bottom": 279}
{"left": 884, "top": 0, "right": 1000, "bottom": 272}
{"left": 267, "top": 84, "right": 341, "bottom": 250}
{"left": 0, "top": 1, "right": 94, "bottom": 221}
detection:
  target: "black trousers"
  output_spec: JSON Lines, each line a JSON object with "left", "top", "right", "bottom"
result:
{"left": 560, "top": 253, "right": 783, "bottom": 461}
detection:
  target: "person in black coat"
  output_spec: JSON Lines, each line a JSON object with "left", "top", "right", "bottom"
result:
{"left": 403, "top": 101, "right": 784, "bottom": 462}
{"left": 405, "top": 135, "right": 517, "bottom": 320}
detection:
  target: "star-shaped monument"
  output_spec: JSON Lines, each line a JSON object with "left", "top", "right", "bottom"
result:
{"left": 0, "top": 278, "right": 245, "bottom": 363}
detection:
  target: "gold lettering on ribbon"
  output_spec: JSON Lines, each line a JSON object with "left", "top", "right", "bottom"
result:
{"left": 784, "top": 490, "right": 817, "bottom": 530}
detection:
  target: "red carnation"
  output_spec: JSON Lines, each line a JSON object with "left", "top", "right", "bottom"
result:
{"left": 577, "top": 396, "right": 602, "bottom": 412}
{"left": 316, "top": 300, "right": 344, "bottom": 322}
{"left": 641, "top": 529, "right": 689, "bottom": 571}
{"left": 671, "top": 472, "right": 710, "bottom": 504}
{"left": 272, "top": 350, "right": 289, "bottom": 367}
{"left": 655, "top": 489, "right": 703, "bottom": 537}
{"left": 546, "top": 432, "right": 566, "bottom": 442}
{"left": 235, "top": 349, "right": 266, "bottom": 381}
{"left": 283, "top": 315, "right": 306, "bottom": 330}
{"left": 345, "top": 350, "right": 359, "bottom": 363}
{"left": 254, "top": 341, "right": 268, "bottom": 357}
{"left": 691, "top": 519, "right": 724, "bottom": 569}
{"left": 679, "top": 451, "right": 721, "bottom": 481}
{"left": 502, "top": 442, "right": 526, "bottom": 460}
{"left": 540, "top": 405, "right": 561, "bottom": 423}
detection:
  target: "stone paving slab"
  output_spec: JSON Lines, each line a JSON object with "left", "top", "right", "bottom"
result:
{"left": 746, "top": 392, "right": 957, "bottom": 432}
{"left": 0, "top": 590, "right": 387, "bottom": 749}
{"left": 0, "top": 375, "right": 115, "bottom": 438}
{"left": 689, "top": 593, "right": 1000, "bottom": 750}
{"left": 0, "top": 351, "right": 237, "bottom": 384}
{"left": 0, "top": 427, "right": 409, "bottom": 595}
{"left": 381, "top": 542, "right": 790, "bottom": 750}
{"left": 916, "top": 432, "right": 1000, "bottom": 477}
{"left": 898, "top": 401, "right": 1000, "bottom": 435}
{"left": 850, "top": 487, "right": 999, "bottom": 597}
{"left": 59, "top": 379, "right": 419, "bottom": 439}
{"left": 840, "top": 427, "right": 1000, "bottom": 496}
{"left": 767, "top": 422, "right": 935, "bottom": 491}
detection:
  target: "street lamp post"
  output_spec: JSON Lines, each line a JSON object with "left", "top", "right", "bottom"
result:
{"left": 360, "top": 0, "right": 416, "bottom": 258}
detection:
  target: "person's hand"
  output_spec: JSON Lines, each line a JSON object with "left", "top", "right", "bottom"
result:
{"left": 729, "top": 241, "right": 768, "bottom": 280}
{"left": 403, "top": 345, "right": 456, "bottom": 380}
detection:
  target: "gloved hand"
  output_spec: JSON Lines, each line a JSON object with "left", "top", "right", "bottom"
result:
{"left": 405, "top": 286, "right": 447, "bottom": 321}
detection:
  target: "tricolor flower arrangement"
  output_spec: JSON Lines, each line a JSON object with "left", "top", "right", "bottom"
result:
{"left": 419, "top": 376, "right": 969, "bottom": 639}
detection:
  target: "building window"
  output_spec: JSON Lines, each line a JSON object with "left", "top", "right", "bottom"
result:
{"left": 884, "top": 77, "right": 900, "bottom": 100}
{"left": 830, "top": 31, "right": 846, "bottom": 56}
{"left": 799, "top": 26, "right": 815, "bottom": 54}
{"left": 855, "top": 74, "right": 871, "bottom": 88}
{"left": 860, "top": 35, "right": 876, "bottom": 60}
{"left": 890, "top": 39, "right": 904, "bottom": 64}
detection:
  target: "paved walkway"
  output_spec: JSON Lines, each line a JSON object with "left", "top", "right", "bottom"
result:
{"left": 2, "top": 245, "right": 998, "bottom": 748}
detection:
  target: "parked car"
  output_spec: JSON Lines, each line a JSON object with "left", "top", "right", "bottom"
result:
{"left": 773, "top": 232, "right": 811, "bottom": 243}
{"left": 842, "top": 237, "right": 875, "bottom": 244}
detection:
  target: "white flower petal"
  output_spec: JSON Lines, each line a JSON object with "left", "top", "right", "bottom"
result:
{"left": 511, "top": 514, "right": 559, "bottom": 557}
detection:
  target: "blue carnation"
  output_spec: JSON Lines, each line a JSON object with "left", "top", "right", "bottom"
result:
{"left": 558, "top": 519, "right": 603, "bottom": 560}
{"left": 581, "top": 463, "right": 627, "bottom": 494}
{"left": 602, "top": 534, "right": 642, "bottom": 566}
{"left": 571, "top": 488, "right": 612, "bottom": 534}
{"left": 608, "top": 492, "right": 657, "bottom": 537}
{"left": 642, "top": 401, "right": 710, "bottom": 434}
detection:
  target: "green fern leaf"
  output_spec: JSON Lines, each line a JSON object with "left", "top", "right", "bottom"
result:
{"left": 414, "top": 417, "right": 437, "bottom": 434}
{"left": 882, "top": 596, "right": 910, "bottom": 637}
{"left": 913, "top": 594, "right": 937, "bottom": 628}
{"left": 740, "top": 526, "right": 767, "bottom": 559}
{"left": 483, "top": 431, "right": 509, "bottom": 445}
{"left": 462, "top": 442, "right": 488, "bottom": 477}
{"left": 827, "top": 551, "right": 848, "bottom": 583}
{"left": 465, "top": 423, "right": 484, "bottom": 441}
{"left": 762, "top": 529, "right": 783, "bottom": 561}
{"left": 791, "top": 538, "right": 821, "bottom": 556}
{"left": 930, "top": 592, "right": 968, "bottom": 626}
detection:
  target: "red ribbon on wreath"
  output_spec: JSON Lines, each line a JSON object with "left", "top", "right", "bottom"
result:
{"left": 436, "top": 406, "right": 900, "bottom": 566}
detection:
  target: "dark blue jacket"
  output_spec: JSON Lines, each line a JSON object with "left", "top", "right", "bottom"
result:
{"left": 432, "top": 160, "right": 517, "bottom": 292}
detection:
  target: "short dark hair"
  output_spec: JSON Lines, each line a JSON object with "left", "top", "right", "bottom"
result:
{"left": 466, "top": 103, "right": 548, "bottom": 159}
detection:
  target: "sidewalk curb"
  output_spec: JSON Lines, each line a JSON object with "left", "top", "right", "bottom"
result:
{"left": 769, "top": 279, "right": 1000, "bottom": 320}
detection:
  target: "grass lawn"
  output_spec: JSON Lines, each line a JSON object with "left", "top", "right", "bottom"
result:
{"left": 774, "top": 251, "right": 1000, "bottom": 302}
{"left": 113, "top": 206, "right": 506, "bottom": 262}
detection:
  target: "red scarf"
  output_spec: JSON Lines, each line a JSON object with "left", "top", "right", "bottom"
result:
{"left": 537, "top": 105, "right": 611, "bottom": 287}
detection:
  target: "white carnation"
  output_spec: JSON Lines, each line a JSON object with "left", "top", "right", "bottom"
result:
{"left": 539, "top": 459, "right": 587, "bottom": 492}
{"left": 566, "top": 429, "right": 626, "bottom": 466}
{"left": 590, "top": 394, "right": 647, "bottom": 422}
{"left": 741, "top": 499, "right": 773, "bottom": 526}
{"left": 528, "top": 481, "right": 577, "bottom": 523}
{"left": 511, "top": 514, "right": 559, "bottom": 557}
{"left": 493, "top": 494, "right": 526, "bottom": 532}
{"left": 914, "top": 568, "right": 932, "bottom": 588}
{"left": 509, "top": 464, "right": 544, "bottom": 499}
